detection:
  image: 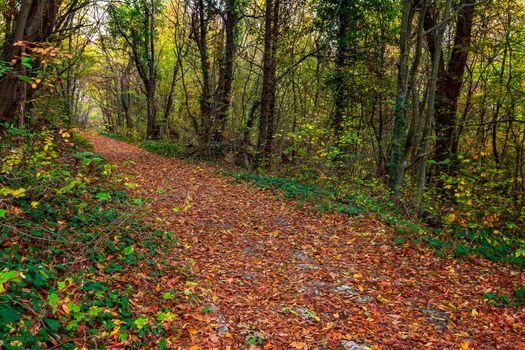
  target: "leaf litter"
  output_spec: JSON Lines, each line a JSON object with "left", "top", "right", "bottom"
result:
{"left": 87, "top": 134, "right": 525, "bottom": 349}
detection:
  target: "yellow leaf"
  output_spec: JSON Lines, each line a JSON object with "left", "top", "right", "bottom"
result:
{"left": 290, "top": 341, "right": 307, "bottom": 349}
{"left": 352, "top": 273, "right": 363, "bottom": 279}
{"left": 444, "top": 213, "right": 456, "bottom": 224}
{"left": 31, "top": 83, "right": 37, "bottom": 89}
{"left": 376, "top": 294, "right": 390, "bottom": 304}
{"left": 460, "top": 341, "right": 469, "bottom": 350}
{"left": 12, "top": 188, "right": 26, "bottom": 198}
{"left": 110, "top": 326, "right": 120, "bottom": 336}
{"left": 471, "top": 309, "right": 479, "bottom": 317}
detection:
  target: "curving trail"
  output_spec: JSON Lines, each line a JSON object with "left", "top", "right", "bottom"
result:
{"left": 88, "top": 134, "right": 524, "bottom": 349}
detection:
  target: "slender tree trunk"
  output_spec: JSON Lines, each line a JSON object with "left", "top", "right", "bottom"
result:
{"left": 213, "top": 0, "right": 237, "bottom": 142}
{"left": 388, "top": 0, "right": 415, "bottom": 193}
{"left": 146, "top": 0, "right": 157, "bottom": 139}
{"left": 191, "top": 0, "right": 213, "bottom": 142}
{"left": 332, "top": 1, "right": 350, "bottom": 139}
{"left": 121, "top": 61, "right": 133, "bottom": 130}
{"left": 416, "top": 0, "right": 452, "bottom": 206}
{"left": 406, "top": 0, "right": 427, "bottom": 158}
{"left": 260, "top": 0, "right": 279, "bottom": 166}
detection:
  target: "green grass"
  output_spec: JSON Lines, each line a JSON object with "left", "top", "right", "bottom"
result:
{"left": 99, "top": 132, "right": 134, "bottom": 143}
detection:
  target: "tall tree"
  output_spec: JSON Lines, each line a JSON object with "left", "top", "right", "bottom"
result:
{"left": 259, "top": 0, "right": 280, "bottom": 165}
{"left": 213, "top": 0, "right": 238, "bottom": 142}
{"left": 388, "top": 0, "right": 416, "bottom": 193}
{"left": 425, "top": 0, "right": 476, "bottom": 174}
{"left": 109, "top": 0, "right": 160, "bottom": 139}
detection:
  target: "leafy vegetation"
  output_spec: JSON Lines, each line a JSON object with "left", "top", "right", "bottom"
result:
{"left": 141, "top": 140, "right": 187, "bottom": 158}
{"left": 0, "top": 126, "right": 202, "bottom": 348}
{"left": 100, "top": 133, "right": 187, "bottom": 158}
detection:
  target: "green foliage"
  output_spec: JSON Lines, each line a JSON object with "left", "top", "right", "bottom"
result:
{"left": 100, "top": 132, "right": 134, "bottom": 143}
{"left": 224, "top": 171, "right": 407, "bottom": 224}
{"left": 0, "top": 126, "right": 192, "bottom": 348}
{"left": 425, "top": 152, "right": 525, "bottom": 264}
{"left": 70, "top": 132, "right": 94, "bottom": 150}
{"left": 141, "top": 140, "right": 187, "bottom": 158}
{"left": 484, "top": 289, "right": 524, "bottom": 307}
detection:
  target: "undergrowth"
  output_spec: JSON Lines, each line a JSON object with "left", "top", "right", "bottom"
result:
{"left": 141, "top": 141, "right": 186, "bottom": 158}
{"left": 0, "top": 126, "right": 202, "bottom": 349}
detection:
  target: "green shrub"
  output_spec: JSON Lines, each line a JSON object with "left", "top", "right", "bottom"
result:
{"left": 141, "top": 140, "right": 187, "bottom": 158}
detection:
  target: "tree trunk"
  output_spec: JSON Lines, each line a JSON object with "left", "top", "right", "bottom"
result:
{"left": 332, "top": 1, "right": 350, "bottom": 139}
{"left": 213, "top": 0, "right": 237, "bottom": 142}
{"left": 416, "top": 0, "right": 452, "bottom": 206}
{"left": 428, "top": 1, "right": 475, "bottom": 174}
{"left": 260, "top": 0, "right": 279, "bottom": 166}
{"left": 0, "top": 0, "right": 62, "bottom": 122}
{"left": 121, "top": 62, "right": 133, "bottom": 130}
{"left": 146, "top": 0, "right": 157, "bottom": 139}
{"left": 388, "top": 0, "right": 415, "bottom": 193}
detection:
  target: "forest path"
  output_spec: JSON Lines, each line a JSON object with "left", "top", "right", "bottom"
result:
{"left": 88, "top": 134, "right": 524, "bottom": 349}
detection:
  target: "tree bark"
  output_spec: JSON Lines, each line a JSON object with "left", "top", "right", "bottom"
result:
{"left": 213, "top": 0, "right": 237, "bottom": 142}
{"left": 0, "top": 0, "right": 62, "bottom": 122}
{"left": 416, "top": 0, "right": 452, "bottom": 206}
{"left": 259, "top": 0, "right": 279, "bottom": 166}
{"left": 388, "top": 0, "right": 415, "bottom": 193}
{"left": 426, "top": 1, "right": 476, "bottom": 173}
{"left": 332, "top": 0, "right": 351, "bottom": 139}
{"left": 146, "top": 0, "right": 157, "bottom": 139}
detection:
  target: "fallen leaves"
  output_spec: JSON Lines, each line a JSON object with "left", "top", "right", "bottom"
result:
{"left": 86, "top": 134, "right": 525, "bottom": 349}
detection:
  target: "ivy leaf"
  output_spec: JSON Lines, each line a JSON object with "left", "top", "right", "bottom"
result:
{"left": 96, "top": 192, "right": 111, "bottom": 200}
{"left": 47, "top": 292, "right": 59, "bottom": 313}
{"left": 247, "top": 336, "right": 258, "bottom": 345}
{"left": 0, "top": 305, "right": 20, "bottom": 323}
{"left": 0, "top": 270, "right": 22, "bottom": 293}
{"left": 21, "top": 57, "right": 32, "bottom": 69}
{"left": 158, "top": 339, "right": 168, "bottom": 350}
{"left": 45, "top": 318, "right": 61, "bottom": 331}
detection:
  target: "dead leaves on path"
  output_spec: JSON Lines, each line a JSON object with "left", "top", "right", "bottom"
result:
{"left": 87, "top": 134, "right": 525, "bottom": 349}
